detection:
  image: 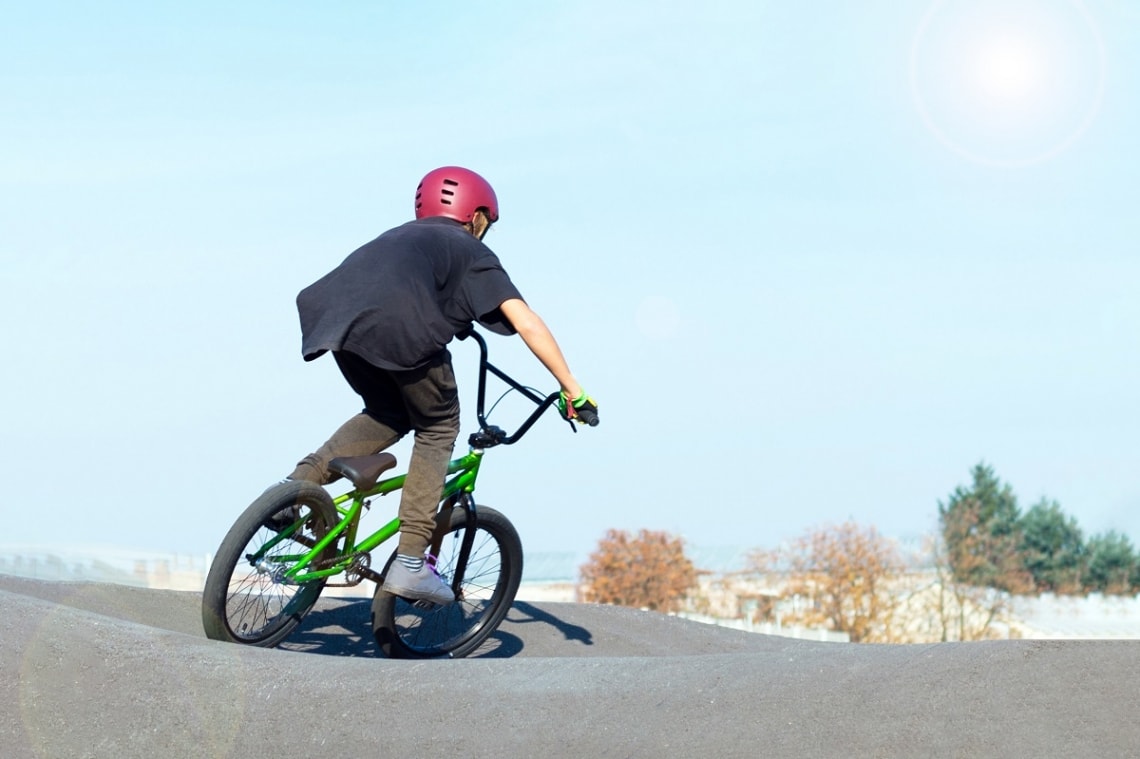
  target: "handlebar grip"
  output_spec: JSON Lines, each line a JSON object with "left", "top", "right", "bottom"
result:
{"left": 576, "top": 407, "right": 599, "bottom": 427}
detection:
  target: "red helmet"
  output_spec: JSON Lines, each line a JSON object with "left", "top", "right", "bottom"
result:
{"left": 414, "top": 166, "right": 500, "bottom": 223}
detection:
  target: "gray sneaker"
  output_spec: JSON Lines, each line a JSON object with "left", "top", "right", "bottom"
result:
{"left": 383, "top": 560, "right": 455, "bottom": 605}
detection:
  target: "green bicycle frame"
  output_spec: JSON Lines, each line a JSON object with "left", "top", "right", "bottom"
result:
{"left": 259, "top": 449, "right": 485, "bottom": 585}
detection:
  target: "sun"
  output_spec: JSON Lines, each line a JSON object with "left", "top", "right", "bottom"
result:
{"left": 972, "top": 33, "right": 1043, "bottom": 104}
{"left": 910, "top": 0, "right": 1106, "bottom": 167}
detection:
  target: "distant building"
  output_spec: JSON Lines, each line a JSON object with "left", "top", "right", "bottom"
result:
{"left": 4, "top": 545, "right": 1139, "bottom": 640}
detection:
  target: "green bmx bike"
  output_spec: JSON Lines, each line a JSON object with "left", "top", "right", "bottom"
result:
{"left": 201, "top": 329, "right": 596, "bottom": 658}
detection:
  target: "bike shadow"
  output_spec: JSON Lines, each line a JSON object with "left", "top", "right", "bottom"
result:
{"left": 280, "top": 598, "right": 594, "bottom": 659}
{"left": 278, "top": 597, "right": 378, "bottom": 657}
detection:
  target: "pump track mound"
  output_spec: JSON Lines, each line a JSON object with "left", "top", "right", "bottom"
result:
{"left": 1, "top": 574, "right": 1137, "bottom": 758}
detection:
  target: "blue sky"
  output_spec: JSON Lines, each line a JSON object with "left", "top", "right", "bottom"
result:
{"left": 3, "top": 0, "right": 1138, "bottom": 567}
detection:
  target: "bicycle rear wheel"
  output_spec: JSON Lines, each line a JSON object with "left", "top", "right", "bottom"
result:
{"left": 202, "top": 480, "right": 339, "bottom": 647}
{"left": 371, "top": 504, "right": 523, "bottom": 659}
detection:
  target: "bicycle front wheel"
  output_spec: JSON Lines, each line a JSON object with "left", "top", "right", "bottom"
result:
{"left": 371, "top": 504, "right": 523, "bottom": 659}
{"left": 202, "top": 480, "right": 339, "bottom": 647}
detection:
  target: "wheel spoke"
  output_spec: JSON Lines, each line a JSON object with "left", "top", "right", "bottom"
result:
{"left": 202, "top": 482, "right": 337, "bottom": 647}
{"left": 374, "top": 506, "right": 521, "bottom": 658}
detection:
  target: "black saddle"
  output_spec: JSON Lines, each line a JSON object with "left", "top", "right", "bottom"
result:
{"left": 327, "top": 453, "right": 398, "bottom": 491}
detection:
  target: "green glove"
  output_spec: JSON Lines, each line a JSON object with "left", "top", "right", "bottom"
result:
{"left": 559, "top": 390, "right": 599, "bottom": 426}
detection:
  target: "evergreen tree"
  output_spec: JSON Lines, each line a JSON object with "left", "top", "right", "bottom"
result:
{"left": 1084, "top": 531, "right": 1138, "bottom": 594}
{"left": 1018, "top": 498, "right": 1084, "bottom": 593}
{"left": 938, "top": 463, "right": 1031, "bottom": 592}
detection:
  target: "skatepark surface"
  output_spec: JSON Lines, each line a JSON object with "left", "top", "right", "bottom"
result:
{"left": 2, "top": 574, "right": 1137, "bottom": 758}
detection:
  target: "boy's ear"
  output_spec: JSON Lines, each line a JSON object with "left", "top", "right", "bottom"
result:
{"left": 469, "top": 210, "right": 492, "bottom": 241}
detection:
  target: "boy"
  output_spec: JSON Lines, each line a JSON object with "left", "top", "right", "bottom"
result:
{"left": 288, "top": 166, "right": 597, "bottom": 604}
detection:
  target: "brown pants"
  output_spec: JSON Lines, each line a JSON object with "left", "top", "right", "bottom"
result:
{"left": 290, "top": 350, "right": 460, "bottom": 556}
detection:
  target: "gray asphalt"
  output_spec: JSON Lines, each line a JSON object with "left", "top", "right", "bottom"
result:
{"left": 1, "top": 574, "right": 1137, "bottom": 758}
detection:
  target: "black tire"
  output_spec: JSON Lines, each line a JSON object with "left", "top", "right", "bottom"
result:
{"left": 202, "top": 480, "right": 339, "bottom": 647}
{"left": 371, "top": 504, "right": 523, "bottom": 659}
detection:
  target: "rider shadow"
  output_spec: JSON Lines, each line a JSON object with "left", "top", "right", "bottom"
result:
{"left": 280, "top": 598, "right": 594, "bottom": 659}
{"left": 475, "top": 601, "right": 595, "bottom": 658}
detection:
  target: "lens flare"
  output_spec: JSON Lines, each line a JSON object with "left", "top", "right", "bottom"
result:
{"left": 910, "top": 0, "right": 1106, "bottom": 167}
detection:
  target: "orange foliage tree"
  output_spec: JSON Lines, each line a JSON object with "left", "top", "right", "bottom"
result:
{"left": 752, "top": 521, "right": 904, "bottom": 643}
{"left": 580, "top": 529, "right": 697, "bottom": 613}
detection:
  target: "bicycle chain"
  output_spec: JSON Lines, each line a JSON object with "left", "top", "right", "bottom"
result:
{"left": 288, "top": 527, "right": 370, "bottom": 583}
{"left": 322, "top": 551, "right": 371, "bottom": 587}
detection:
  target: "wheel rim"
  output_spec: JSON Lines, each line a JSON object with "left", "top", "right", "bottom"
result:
{"left": 223, "top": 507, "right": 329, "bottom": 642}
{"left": 391, "top": 525, "right": 507, "bottom": 655}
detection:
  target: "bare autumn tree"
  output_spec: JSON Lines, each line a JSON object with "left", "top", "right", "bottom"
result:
{"left": 580, "top": 529, "right": 697, "bottom": 613}
{"left": 895, "top": 534, "right": 1014, "bottom": 642}
{"left": 752, "top": 521, "right": 904, "bottom": 643}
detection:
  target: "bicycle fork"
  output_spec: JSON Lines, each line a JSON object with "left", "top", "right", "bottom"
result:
{"left": 430, "top": 492, "right": 479, "bottom": 599}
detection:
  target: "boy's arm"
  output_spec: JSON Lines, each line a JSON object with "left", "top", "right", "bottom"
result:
{"left": 498, "top": 298, "right": 583, "bottom": 399}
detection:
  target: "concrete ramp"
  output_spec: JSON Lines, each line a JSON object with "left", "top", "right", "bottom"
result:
{"left": 1, "top": 575, "right": 1136, "bottom": 758}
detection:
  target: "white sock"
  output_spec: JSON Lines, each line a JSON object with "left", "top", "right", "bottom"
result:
{"left": 397, "top": 554, "right": 424, "bottom": 572}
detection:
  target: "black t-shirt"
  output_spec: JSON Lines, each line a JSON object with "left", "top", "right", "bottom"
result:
{"left": 297, "top": 217, "right": 522, "bottom": 370}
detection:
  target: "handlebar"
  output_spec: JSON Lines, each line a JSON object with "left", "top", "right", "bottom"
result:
{"left": 457, "top": 328, "right": 576, "bottom": 448}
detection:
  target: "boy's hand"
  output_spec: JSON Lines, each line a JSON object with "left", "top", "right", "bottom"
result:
{"left": 559, "top": 390, "right": 599, "bottom": 426}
